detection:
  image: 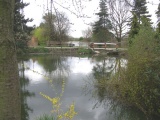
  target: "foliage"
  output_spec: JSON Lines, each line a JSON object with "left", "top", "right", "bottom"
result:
{"left": 156, "top": 3, "right": 160, "bottom": 22}
{"left": 28, "top": 47, "right": 50, "bottom": 53}
{"left": 108, "top": 26, "right": 160, "bottom": 117}
{"left": 155, "top": 24, "right": 160, "bottom": 41}
{"left": 92, "top": 0, "right": 112, "bottom": 42}
{"left": 156, "top": 3, "right": 160, "bottom": 35}
{"left": 129, "top": 16, "right": 152, "bottom": 46}
{"left": 32, "top": 27, "right": 47, "bottom": 45}
{"left": 132, "top": 0, "right": 151, "bottom": 22}
{"left": 93, "top": 28, "right": 112, "bottom": 42}
{"left": 77, "top": 48, "right": 93, "bottom": 54}
{"left": 39, "top": 81, "right": 77, "bottom": 120}
{"left": 128, "top": 13, "right": 140, "bottom": 44}
{"left": 40, "top": 13, "right": 56, "bottom": 43}
{"left": 35, "top": 12, "right": 70, "bottom": 46}
{"left": 79, "top": 37, "right": 83, "bottom": 41}
{"left": 14, "top": 0, "right": 33, "bottom": 54}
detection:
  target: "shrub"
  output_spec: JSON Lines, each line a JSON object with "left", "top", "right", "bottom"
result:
{"left": 28, "top": 47, "right": 50, "bottom": 53}
{"left": 77, "top": 48, "right": 93, "bottom": 54}
{"left": 108, "top": 26, "right": 160, "bottom": 117}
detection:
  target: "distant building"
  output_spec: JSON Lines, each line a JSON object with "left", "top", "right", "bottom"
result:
{"left": 28, "top": 37, "right": 38, "bottom": 47}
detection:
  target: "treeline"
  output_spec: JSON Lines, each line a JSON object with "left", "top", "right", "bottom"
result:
{"left": 84, "top": 0, "right": 160, "bottom": 43}
{"left": 15, "top": 0, "right": 160, "bottom": 54}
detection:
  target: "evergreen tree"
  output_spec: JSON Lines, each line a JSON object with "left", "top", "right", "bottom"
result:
{"left": 129, "top": 13, "right": 140, "bottom": 45}
{"left": 140, "top": 16, "right": 152, "bottom": 28}
{"left": 129, "top": 14, "right": 152, "bottom": 45}
{"left": 14, "top": 0, "right": 33, "bottom": 54}
{"left": 132, "top": 0, "right": 151, "bottom": 22}
{"left": 92, "top": 0, "right": 112, "bottom": 42}
{"left": 156, "top": 3, "right": 160, "bottom": 22}
{"left": 156, "top": 3, "right": 160, "bottom": 34}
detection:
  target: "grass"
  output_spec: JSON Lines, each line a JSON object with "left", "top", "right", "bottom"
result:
{"left": 28, "top": 47, "right": 50, "bottom": 53}
{"left": 36, "top": 114, "right": 56, "bottom": 120}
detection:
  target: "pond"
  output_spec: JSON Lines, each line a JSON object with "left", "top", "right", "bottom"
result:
{"left": 18, "top": 55, "right": 147, "bottom": 120}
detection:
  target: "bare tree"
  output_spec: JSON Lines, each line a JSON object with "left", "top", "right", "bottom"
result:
{"left": 55, "top": 12, "right": 70, "bottom": 41}
{"left": 82, "top": 27, "right": 92, "bottom": 41}
{"left": 107, "top": 0, "right": 132, "bottom": 42}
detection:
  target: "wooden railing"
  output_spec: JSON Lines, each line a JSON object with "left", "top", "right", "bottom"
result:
{"left": 89, "top": 42, "right": 118, "bottom": 50}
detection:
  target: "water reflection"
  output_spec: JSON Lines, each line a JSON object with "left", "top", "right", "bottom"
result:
{"left": 84, "top": 56, "right": 146, "bottom": 120}
{"left": 19, "top": 55, "right": 148, "bottom": 120}
{"left": 19, "top": 60, "right": 35, "bottom": 120}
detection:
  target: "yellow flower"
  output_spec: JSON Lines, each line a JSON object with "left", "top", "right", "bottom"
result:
{"left": 52, "top": 97, "right": 60, "bottom": 105}
{"left": 58, "top": 115, "right": 63, "bottom": 119}
{"left": 63, "top": 103, "right": 77, "bottom": 119}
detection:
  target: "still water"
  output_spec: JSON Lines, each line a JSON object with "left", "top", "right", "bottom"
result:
{"left": 18, "top": 55, "right": 146, "bottom": 120}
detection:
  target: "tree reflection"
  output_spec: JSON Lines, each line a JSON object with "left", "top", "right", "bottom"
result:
{"left": 19, "top": 61, "right": 35, "bottom": 120}
{"left": 83, "top": 56, "right": 146, "bottom": 119}
{"left": 91, "top": 57, "right": 126, "bottom": 105}
{"left": 27, "top": 55, "right": 71, "bottom": 92}
{"left": 35, "top": 55, "right": 70, "bottom": 76}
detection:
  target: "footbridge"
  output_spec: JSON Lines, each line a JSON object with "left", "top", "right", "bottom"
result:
{"left": 89, "top": 42, "right": 126, "bottom": 54}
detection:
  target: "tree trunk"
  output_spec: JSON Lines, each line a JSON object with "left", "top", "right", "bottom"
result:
{"left": 0, "top": 0, "right": 21, "bottom": 120}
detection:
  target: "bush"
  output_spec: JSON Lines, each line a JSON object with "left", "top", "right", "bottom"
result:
{"left": 28, "top": 47, "right": 50, "bottom": 53}
{"left": 108, "top": 27, "right": 160, "bottom": 117}
{"left": 77, "top": 48, "right": 93, "bottom": 54}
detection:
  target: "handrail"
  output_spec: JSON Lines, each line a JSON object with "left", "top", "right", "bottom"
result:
{"left": 89, "top": 42, "right": 118, "bottom": 49}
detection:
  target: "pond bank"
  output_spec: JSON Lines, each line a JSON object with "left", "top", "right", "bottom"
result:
{"left": 28, "top": 47, "right": 127, "bottom": 56}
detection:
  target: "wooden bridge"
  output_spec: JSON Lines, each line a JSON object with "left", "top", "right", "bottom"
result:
{"left": 89, "top": 42, "right": 119, "bottom": 54}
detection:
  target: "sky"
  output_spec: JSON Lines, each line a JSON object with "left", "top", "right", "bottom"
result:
{"left": 23, "top": 0, "right": 159, "bottom": 38}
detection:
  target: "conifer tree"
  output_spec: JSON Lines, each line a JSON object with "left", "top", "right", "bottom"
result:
{"left": 156, "top": 3, "right": 160, "bottom": 34}
{"left": 92, "top": 0, "right": 112, "bottom": 42}
{"left": 132, "top": 0, "right": 151, "bottom": 22}
{"left": 14, "top": 0, "right": 33, "bottom": 54}
{"left": 129, "top": 13, "right": 140, "bottom": 45}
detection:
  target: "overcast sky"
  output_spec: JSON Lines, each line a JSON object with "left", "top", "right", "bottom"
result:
{"left": 23, "top": 0, "right": 159, "bottom": 38}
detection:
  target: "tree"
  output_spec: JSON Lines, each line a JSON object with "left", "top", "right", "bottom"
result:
{"left": 108, "top": 0, "right": 131, "bottom": 42}
{"left": 14, "top": 0, "right": 33, "bottom": 54}
{"left": 41, "top": 12, "right": 57, "bottom": 43}
{"left": 55, "top": 12, "right": 70, "bottom": 42}
{"left": 156, "top": 3, "right": 160, "bottom": 34}
{"left": 128, "top": 13, "right": 140, "bottom": 45}
{"left": 32, "top": 27, "right": 47, "bottom": 45}
{"left": 38, "top": 12, "right": 70, "bottom": 46}
{"left": 140, "top": 16, "right": 152, "bottom": 28}
{"left": 129, "top": 14, "right": 152, "bottom": 45}
{"left": 0, "top": 0, "right": 21, "bottom": 120}
{"left": 132, "top": 0, "right": 151, "bottom": 22}
{"left": 92, "top": 0, "right": 112, "bottom": 42}
{"left": 82, "top": 27, "right": 92, "bottom": 41}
